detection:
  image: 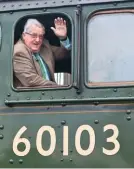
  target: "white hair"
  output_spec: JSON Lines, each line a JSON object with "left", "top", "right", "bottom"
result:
{"left": 23, "top": 19, "right": 45, "bottom": 33}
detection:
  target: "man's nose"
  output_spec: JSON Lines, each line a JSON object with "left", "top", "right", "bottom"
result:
{"left": 35, "top": 36, "right": 40, "bottom": 42}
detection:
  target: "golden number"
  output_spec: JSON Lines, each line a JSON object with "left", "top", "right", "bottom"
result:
{"left": 75, "top": 125, "right": 95, "bottom": 156}
{"left": 36, "top": 126, "right": 56, "bottom": 156}
{"left": 103, "top": 124, "right": 120, "bottom": 155}
{"left": 13, "top": 126, "right": 30, "bottom": 156}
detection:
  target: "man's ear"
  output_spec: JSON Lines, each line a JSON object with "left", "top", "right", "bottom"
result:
{"left": 22, "top": 33, "right": 25, "bottom": 40}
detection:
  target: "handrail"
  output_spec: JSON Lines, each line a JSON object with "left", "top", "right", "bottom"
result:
{"left": 73, "top": 5, "right": 81, "bottom": 94}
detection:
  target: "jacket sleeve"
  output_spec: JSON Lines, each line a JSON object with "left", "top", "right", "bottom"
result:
{"left": 50, "top": 43, "right": 71, "bottom": 61}
{"left": 13, "top": 51, "right": 57, "bottom": 87}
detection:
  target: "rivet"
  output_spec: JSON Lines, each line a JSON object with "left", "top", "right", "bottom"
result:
{"left": 0, "top": 125, "right": 4, "bottom": 130}
{"left": 53, "top": 1, "right": 55, "bottom": 3}
{"left": 42, "top": 92, "right": 45, "bottom": 95}
{"left": 61, "top": 1, "right": 64, "bottom": 3}
{"left": 61, "top": 150, "right": 63, "bottom": 153}
{"left": 113, "top": 88, "right": 117, "bottom": 92}
{"left": 0, "top": 134, "right": 4, "bottom": 139}
{"left": 38, "top": 97, "right": 41, "bottom": 100}
{"left": 113, "top": 2, "right": 117, "bottom": 6}
{"left": 70, "top": 150, "right": 73, "bottom": 153}
{"left": 11, "top": 5, "right": 14, "bottom": 7}
{"left": 60, "top": 159, "right": 64, "bottom": 161}
{"left": 7, "top": 93, "right": 11, "bottom": 97}
{"left": 127, "top": 116, "right": 131, "bottom": 121}
{"left": 44, "top": 2, "right": 47, "bottom": 4}
{"left": 94, "top": 120, "right": 99, "bottom": 124}
{"left": 70, "top": 0, "right": 72, "bottom": 2}
{"left": 36, "top": 3, "right": 38, "bottom": 5}
{"left": 94, "top": 101, "right": 99, "bottom": 106}
{"left": 126, "top": 110, "right": 131, "bottom": 114}
{"left": 9, "top": 11, "right": 13, "bottom": 14}
{"left": 61, "top": 120, "right": 66, "bottom": 125}
{"left": 27, "top": 97, "right": 30, "bottom": 100}
{"left": 62, "top": 97, "right": 65, "bottom": 99}
{"left": 27, "top": 4, "right": 30, "bottom": 6}
{"left": 19, "top": 4, "right": 22, "bottom": 6}
{"left": 9, "top": 159, "right": 14, "bottom": 164}
{"left": 129, "top": 94, "right": 132, "bottom": 97}
{"left": 19, "top": 159, "right": 23, "bottom": 164}
{"left": 61, "top": 103, "right": 66, "bottom": 107}
{"left": 70, "top": 158, "right": 73, "bottom": 162}
{"left": 3, "top": 5, "right": 5, "bottom": 8}
{"left": 76, "top": 90, "right": 80, "bottom": 94}
{"left": 50, "top": 96, "right": 53, "bottom": 99}
{"left": 47, "top": 107, "right": 50, "bottom": 110}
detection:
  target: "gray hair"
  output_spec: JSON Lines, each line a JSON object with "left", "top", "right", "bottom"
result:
{"left": 23, "top": 19, "right": 45, "bottom": 33}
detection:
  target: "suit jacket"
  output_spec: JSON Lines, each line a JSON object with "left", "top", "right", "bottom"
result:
{"left": 13, "top": 39, "right": 69, "bottom": 88}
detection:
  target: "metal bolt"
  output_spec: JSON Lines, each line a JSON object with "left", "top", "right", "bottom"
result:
{"left": 42, "top": 92, "right": 45, "bottom": 95}
{"left": 27, "top": 97, "right": 30, "bottom": 100}
{"left": 126, "top": 110, "right": 131, "bottom": 114}
{"left": 42, "top": 8, "right": 46, "bottom": 12}
{"left": 60, "top": 159, "right": 64, "bottom": 161}
{"left": 61, "top": 120, "right": 66, "bottom": 125}
{"left": 94, "top": 101, "right": 99, "bottom": 106}
{"left": 38, "top": 97, "right": 41, "bottom": 100}
{"left": 7, "top": 93, "right": 11, "bottom": 97}
{"left": 70, "top": 150, "right": 73, "bottom": 153}
{"left": 94, "top": 120, "right": 99, "bottom": 124}
{"left": 113, "top": 2, "right": 117, "bottom": 6}
{"left": 76, "top": 90, "right": 80, "bottom": 94}
{"left": 70, "top": 159, "right": 73, "bottom": 162}
{"left": 61, "top": 103, "right": 66, "bottom": 107}
{"left": 19, "top": 159, "right": 23, "bottom": 164}
{"left": 0, "top": 134, "right": 4, "bottom": 139}
{"left": 113, "top": 88, "right": 117, "bottom": 92}
{"left": 9, "top": 159, "right": 14, "bottom": 164}
{"left": 0, "top": 125, "right": 4, "bottom": 130}
{"left": 127, "top": 116, "right": 131, "bottom": 121}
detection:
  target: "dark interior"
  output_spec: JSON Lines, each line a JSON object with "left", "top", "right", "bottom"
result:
{"left": 14, "top": 13, "right": 72, "bottom": 73}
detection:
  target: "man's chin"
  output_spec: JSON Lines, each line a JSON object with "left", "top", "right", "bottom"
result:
{"left": 32, "top": 48, "right": 40, "bottom": 53}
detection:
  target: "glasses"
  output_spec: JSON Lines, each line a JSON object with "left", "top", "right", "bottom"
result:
{"left": 25, "top": 32, "right": 44, "bottom": 40}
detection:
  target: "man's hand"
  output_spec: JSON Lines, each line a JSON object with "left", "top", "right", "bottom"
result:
{"left": 51, "top": 17, "right": 67, "bottom": 40}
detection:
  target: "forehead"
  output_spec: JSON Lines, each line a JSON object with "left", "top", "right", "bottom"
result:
{"left": 29, "top": 24, "right": 44, "bottom": 34}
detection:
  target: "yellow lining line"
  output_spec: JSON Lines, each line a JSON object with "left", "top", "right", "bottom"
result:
{"left": 0, "top": 109, "right": 128, "bottom": 116}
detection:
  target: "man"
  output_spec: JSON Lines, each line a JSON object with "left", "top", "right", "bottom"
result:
{"left": 13, "top": 17, "right": 71, "bottom": 88}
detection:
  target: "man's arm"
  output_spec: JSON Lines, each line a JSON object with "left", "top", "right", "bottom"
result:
{"left": 13, "top": 51, "right": 57, "bottom": 87}
{"left": 50, "top": 17, "right": 71, "bottom": 60}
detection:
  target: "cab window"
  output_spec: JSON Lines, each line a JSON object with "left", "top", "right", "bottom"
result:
{"left": 13, "top": 14, "right": 72, "bottom": 89}
{"left": 87, "top": 12, "right": 134, "bottom": 86}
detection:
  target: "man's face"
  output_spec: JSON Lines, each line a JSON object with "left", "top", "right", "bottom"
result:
{"left": 22, "top": 25, "right": 44, "bottom": 53}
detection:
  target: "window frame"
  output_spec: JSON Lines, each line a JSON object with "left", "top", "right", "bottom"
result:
{"left": 85, "top": 9, "right": 134, "bottom": 88}
{"left": 11, "top": 12, "right": 73, "bottom": 92}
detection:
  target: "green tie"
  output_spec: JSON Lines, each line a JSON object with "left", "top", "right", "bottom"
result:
{"left": 34, "top": 53, "right": 46, "bottom": 79}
